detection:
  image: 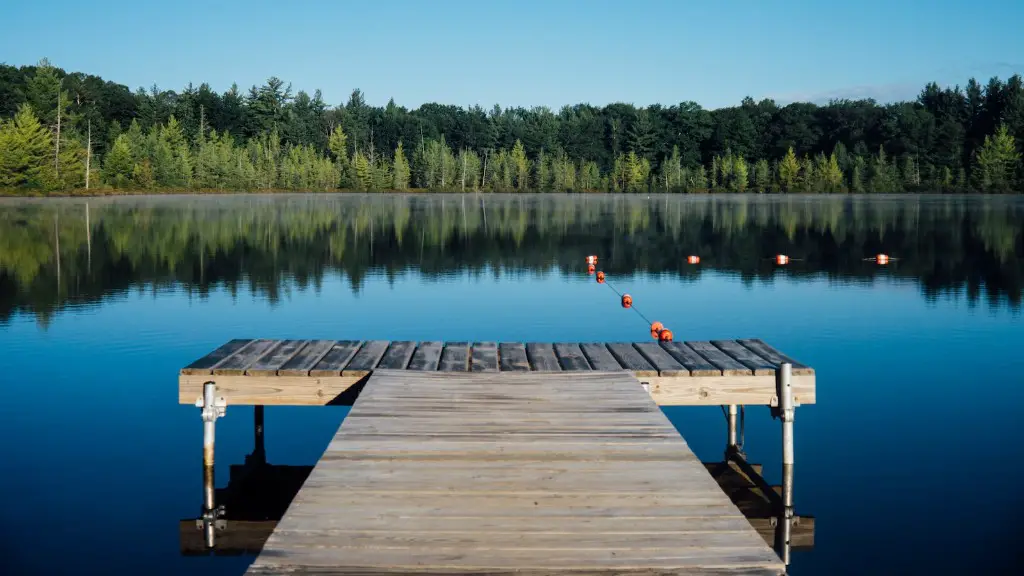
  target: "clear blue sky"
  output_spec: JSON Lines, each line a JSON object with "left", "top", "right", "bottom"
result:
{"left": 2, "top": 0, "right": 1022, "bottom": 109}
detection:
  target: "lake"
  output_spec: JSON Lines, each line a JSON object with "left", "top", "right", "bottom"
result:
{"left": 1, "top": 193, "right": 1022, "bottom": 575}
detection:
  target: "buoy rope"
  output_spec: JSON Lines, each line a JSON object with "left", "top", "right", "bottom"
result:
{"left": 601, "top": 275, "right": 657, "bottom": 329}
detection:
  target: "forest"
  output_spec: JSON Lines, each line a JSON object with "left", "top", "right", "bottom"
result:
{"left": 0, "top": 58, "right": 1022, "bottom": 194}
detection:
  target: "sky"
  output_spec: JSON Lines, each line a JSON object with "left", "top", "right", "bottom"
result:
{"left": 2, "top": 0, "right": 1022, "bottom": 110}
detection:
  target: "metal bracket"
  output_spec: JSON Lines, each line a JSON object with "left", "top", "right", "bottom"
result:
{"left": 195, "top": 382, "right": 227, "bottom": 422}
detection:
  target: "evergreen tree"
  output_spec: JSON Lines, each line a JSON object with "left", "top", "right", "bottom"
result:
{"left": 510, "top": 139, "right": 530, "bottom": 191}
{"left": 733, "top": 156, "right": 748, "bottom": 192}
{"left": 392, "top": 141, "right": 410, "bottom": 190}
{"left": 973, "top": 125, "right": 1020, "bottom": 192}
{"left": 0, "top": 104, "right": 53, "bottom": 188}
{"left": 778, "top": 146, "right": 799, "bottom": 191}
{"left": 753, "top": 159, "right": 770, "bottom": 192}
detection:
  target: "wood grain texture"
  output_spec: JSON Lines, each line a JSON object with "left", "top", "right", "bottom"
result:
{"left": 343, "top": 340, "right": 390, "bottom": 376}
{"left": 181, "top": 339, "right": 253, "bottom": 375}
{"left": 580, "top": 343, "right": 625, "bottom": 372}
{"left": 278, "top": 340, "right": 336, "bottom": 377}
{"left": 554, "top": 342, "right": 592, "bottom": 371}
{"left": 246, "top": 370, "right": 785, "bottom": 575}
{"left": 526, "top": 342, "right": 561, "bottom": 372}
{"left": 213, "top": 339, "right": 278, "bottom": 376}
{"left": 471, "top": 342, "right": 499, "bottom": 372}
{"left": 247, "top": 339, "right": 308, "bottom": 376}
{"left": 498, "top": 342, "right": 530, "bottom": 372}
{"left": 633, "top": 342, "right": 687, "bottom": 376}
{"left": 686, "top": 341, "right": 751, "bottom": 376}
{"left": 407, "top": 341, "right": 442, "bottom": 371}
{"left": 606, "top": 342, "right": 658, "bottom": 377}
{"left": 712, "top": 340, "right": 775, "bottom": 376}
{"left": 660, "top": 342, "right": 720, "bottom": 376}
{"left": 439, "top": 341, "right": 470, "bottom": 372}
{"left": 309, "top": 341, "right": 362, "bottom": 377}
{"left": 375, "top": 341, "right": 416, "bottom": 370}
{"left": 737, "top": 338, "right": 814, "bottom": 375}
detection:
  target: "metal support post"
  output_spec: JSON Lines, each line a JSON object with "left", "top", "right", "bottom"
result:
{"left": 253, "top": 405, "right": 266, "bottom": 465}
{"left": 196, "top": 381, "right": 226, "bottom": 548}
{"left": 726, "top": 404, "right": 738, "bottom": 458}
{"left": 775, "top": 362, "right": 795, "bottom": 565}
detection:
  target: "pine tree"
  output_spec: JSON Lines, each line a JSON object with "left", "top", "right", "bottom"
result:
{"left": 353, "top": 150, "right": 373, "bottom": 191}
{"left": 778, "top": 147, "right": 799, "bottom": 191}
{"left": 733, "top": 156, "right": 748, "bottom": 192}
{"left": 973, "top": 125, "right": 1021, "bottom": 192}
{"left": 0, "top": 104, "right": 53, "bottom": 188}
{"left": 103, "top": 134, "right": 134, "bottom": 187}
{"left": 851, "top": 156, "right": 866, "bottom": 193}
{"left": 534, "top": 149, "right": 551, "bottom": 191}
{"left": 510, "top": 139, "right": 530, "bottom": 190}
{"left": 392, "top": 141, "right": 410, "bottom": 190}
{"left": 753, "top": 159, "right": 770, "bottom": 192}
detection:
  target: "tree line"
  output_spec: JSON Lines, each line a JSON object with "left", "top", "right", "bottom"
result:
{"left": 1, "top": 58, "right": 1022, "bottom": 194}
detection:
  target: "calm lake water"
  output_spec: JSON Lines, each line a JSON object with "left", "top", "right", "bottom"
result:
{"left": 1, "top": 193, "right": 1022, "bottom": 575}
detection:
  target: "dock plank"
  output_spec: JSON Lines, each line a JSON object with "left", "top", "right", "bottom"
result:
{"left": 579, "top": 343, "right": 624, "bottom": 371}
{"left": 713, "top": 340, "right": 776, "bottom": 376}
{"left": 343, "top": 340, "right": 390, "bottom": 376}
{"left": 687, "top": 341, "right": 751, "bottom": 376}
{"left": 553, "top": 342, "right": 591, "bottom": 371}
{"left": 471, "top": 342, "right": 499, "bottom": 372}
{"left": 278, "top": 340, "right": 335, "bottom": 377}
{"left": 633, "top": 342, "right": 688, "bottom": 376}
{"left": 526, "top": 342, "right": 561, "bottom": 372}
{"left": 439, "top": 342, "right": 470, "bottom": 372}
{"left": 247, "top": 340, "right": 308, "bottom": 376}
{"left": 181, "top": 339, "right": 253, "bottom": 375}
{"left": 407, "top": 341, "right": 442, "bottom": 371}
{"left": 660, "top": 341, "right": 720, "bottom": 376}
{"left": 246, "top": 370, "right": 785, "bottom": 575}
{"left": 376, "top": 341, "right": 416, "bottom": 370}
{"left": 309, "top": 341, "right": 362, "bottom": 377}
{"left": 738, "top": 338, "right": 814, "bottom": 375}
{"left": 498, "top": 342, "right": 530, "bottom": 372}
{"left": 606, "top": 342, "right": 658, "bottom": 377}
{"left": 213, "top": 340, "right": 278, "bottom": 376}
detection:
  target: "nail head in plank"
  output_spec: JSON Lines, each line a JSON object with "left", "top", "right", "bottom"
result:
{"left": 343, "top": 340, "right": 390, "bottom": 376}
{"left": 247, "top": 340, "right": 308, "bottom": 376}
{"left": 470, "top": 342, "right": 498, "bottom": 372}
{"left": 606, "top": 342, "right": 658, "bottom": 376}
{"left": 278, "top": 340, "right": 336, "bottom": 376}
{"left": 633, "top": 342, "right": 687, "bottom": 376}
{"left": 309, "top": 341, "right": 362, "bottom": 377}
{"left": 579, "top": 342, "right": 624, "bottom": 372}
{"left": 498, "top": 342, "right": 529, "bottom": 372}
{"left": 438, "top": 342, "right": 470, "bottom": 372}
{"left": 554, "top": 343, "right": 592, "bottom": 371}
{"left": 686, "top": 341, "right": 751, "bottom": 376}
{"left": 737, "top": 338, "right": 814, "bottom": 375}
{"left": 712, "top": 340, "right": 775, "bottom": 376}
{"left": 376, "top": 341, "right": 416, "bottom": 370}
{"left": 660, "top": 341, "right": 720, "bottom": 376}
{"left": 213, "top": 339, "right": 278, "bottom": 376}
{"left": 526, "top": 342, "right": 561, "bottom": 372}
{"left": 181, "top": 339, "right": 253, "bottom": 375}
{"left": 407, "top": 341, "right": 442, "bottom": 371}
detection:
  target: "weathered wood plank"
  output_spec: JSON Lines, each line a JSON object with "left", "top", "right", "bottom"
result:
{"left": 181, "top": 339, "right": 253, "bottom": 375}
{"left": 471, "top": 342, "right": 499, "bottom": 372}
{"left": 686, "top": 341, "right": 751, "bottom": 376}
{"left": 606, "top": 342, "right": 658, "bottom": 377}
{"left": 526, "top": 342, "right": 561, "bottom": 372}
{"left": 737, "top": 338, "right": 814, "bottom": 375}
{"left": 713, "top": 340, "right": 776, "bottom": 376}
{"left": 660, "top": 341, "right": 720, "bottom": 376}
{"left": 579, "top": 343, "right": 624, "bottom": 371}
{"left": 498, "top": 342, "right": 529, "bottom": 372}
{"left": 278, "top": 340, "right": 335, "bottom": 377}
{"left": 247, "top": 340, "right": 308, "bottom": 377}
{"left": 407, "top": 341, "right": 442, "bottom": 371}
{"left": 309, "top": 341, "right": 362, "bottom": 377}
{"left": 213, "top": 339, "right": 278, "bottom": 376}
{"left": 553, "top": 342, "right": 591, "bottom": 371}
{"left": 375, "top": 341, "right": 416, "bottom": 370}
{"left": 343, "top": 340, "right": 390, "bottom": 376}
{"left": 438, "top": 341, "right": 470, "bottom": 372}
{"left": 633, "top": 342, "right": 687, "bottom": 376}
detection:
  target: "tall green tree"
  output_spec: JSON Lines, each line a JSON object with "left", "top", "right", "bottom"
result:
{"left": 973, "top": 125, "right": 1021, "bottom": 192}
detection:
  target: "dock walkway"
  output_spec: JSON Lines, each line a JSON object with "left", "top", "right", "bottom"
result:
{"left": 246, "top": 369, "right": 786, "bottom": 575}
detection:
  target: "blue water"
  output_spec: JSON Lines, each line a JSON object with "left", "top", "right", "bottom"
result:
{"left": 1, "top": 194, "right": 1021, "bottom": 575}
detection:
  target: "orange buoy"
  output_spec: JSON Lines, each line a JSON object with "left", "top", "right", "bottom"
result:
{"left": 687, "top": 255, "right": 700, "bottom": 265}
{"left": 596, "top": 271, "right": 605, "bottom": 284}
{"left": 621, "top": 294, "right": 633, "bottom": 308}
{"left": 876, "top": 254, "right": 890, "bottom": 265}
{"left": 775, "top": 254, "right": 790, "bottom": 265}
{"left": 650, "top": 321, "right": 664, "bottom": 333}
{"left": 586, "top": 255, "right": 598, "bottom": 265}
{"left": 587, "top": 264, "right": 595, "bottom": 274}
{"left": 659, "top": 329, "right": 673, "bottom": 342}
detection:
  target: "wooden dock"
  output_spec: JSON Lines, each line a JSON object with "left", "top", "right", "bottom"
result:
{"left": 179, "top": 339, "right": 815, "bottom": 407}
{"left": 245, "top": 369, "right": 786, "bottom": 574}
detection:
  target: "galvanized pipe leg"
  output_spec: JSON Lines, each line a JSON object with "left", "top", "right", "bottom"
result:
{"left": 254, "top": 405, "right": 266, "bottom": 464}
{"left": 726, "top": 404, "right": 738, "bottom": 458}
{"left": 775, "top": 363, "right": 795, "bottom": 565}
{"left": 196, "top": 381, "right": 226, "bottom": 548}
